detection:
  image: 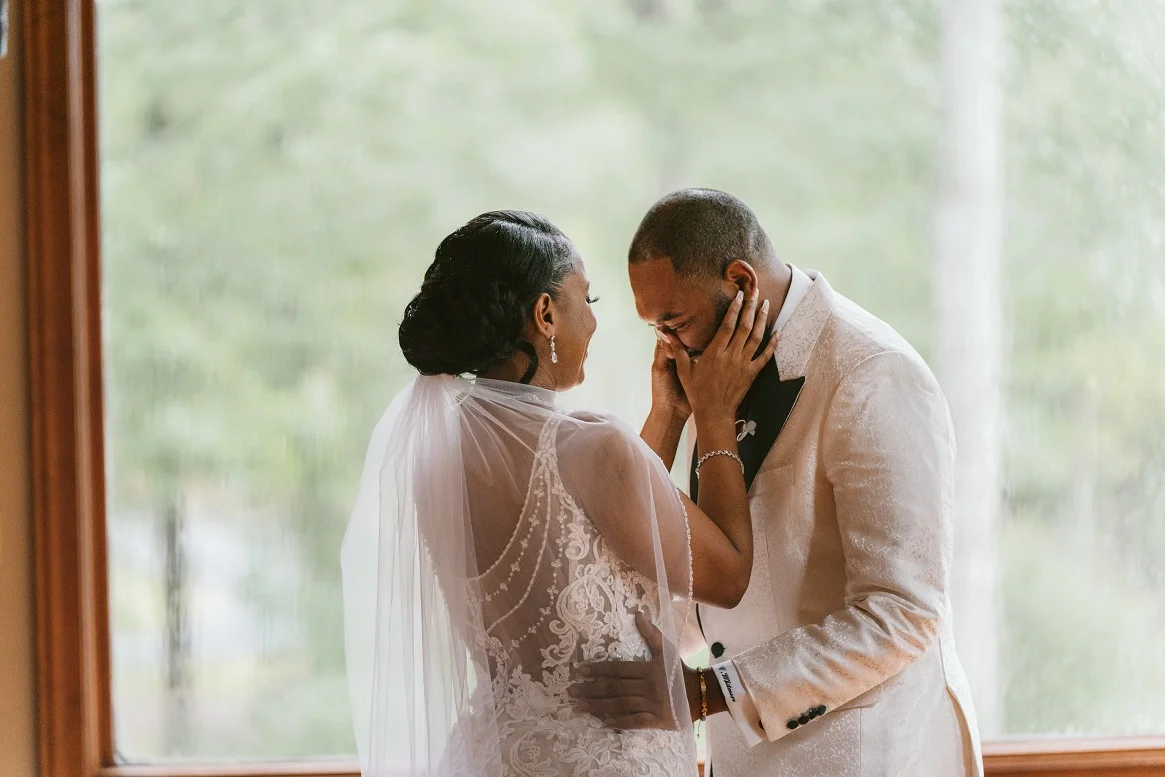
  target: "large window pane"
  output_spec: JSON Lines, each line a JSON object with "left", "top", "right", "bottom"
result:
{"left": 99, "top": 0, "right": 1165, "bottom": 761}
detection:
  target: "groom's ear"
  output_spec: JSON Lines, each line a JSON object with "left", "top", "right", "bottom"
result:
{"left": 724, "top": 259, "right": 758, "bottom": 297}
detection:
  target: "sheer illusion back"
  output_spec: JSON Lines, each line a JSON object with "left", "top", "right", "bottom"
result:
{"left": 342, "top": 377, "right": 697, "bottom": 777}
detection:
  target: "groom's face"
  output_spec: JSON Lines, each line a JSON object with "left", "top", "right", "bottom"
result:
{"left": 629, "top": 258, "right": 737, "bottom": 358}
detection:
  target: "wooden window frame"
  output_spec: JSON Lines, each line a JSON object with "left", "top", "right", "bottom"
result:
{"left": 19, "top": 0, "right": 1165, "bottom": 775}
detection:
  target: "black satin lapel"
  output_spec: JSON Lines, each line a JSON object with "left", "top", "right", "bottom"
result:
{"left": 689, "top": 361, "right": 805, "bottom": 498}
{"left": 738, "top": 364, "right": 805, "bottom": 490}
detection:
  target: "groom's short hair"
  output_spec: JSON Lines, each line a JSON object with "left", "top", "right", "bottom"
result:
{"left": 628, "top": 188, "right": 775, "bottom": 278}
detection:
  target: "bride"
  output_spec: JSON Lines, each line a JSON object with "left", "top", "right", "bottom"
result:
{"left": 341, "top": 210, "right": 776, "bottom": 776}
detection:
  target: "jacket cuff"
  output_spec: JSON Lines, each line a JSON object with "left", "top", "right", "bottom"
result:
{"left": 712, "top": 660, "right": 766, "bottom": 747}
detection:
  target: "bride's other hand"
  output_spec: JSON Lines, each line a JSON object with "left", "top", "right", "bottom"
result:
{"left": 672, "top": 289, "right": 777, "bottom": 423}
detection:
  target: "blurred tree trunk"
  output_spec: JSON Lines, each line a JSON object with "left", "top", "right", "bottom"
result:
{"left": 934, "top": 0, "right": 1004, "bottom": 736}
{"left": 630, "top": 0, "right": 667, "bottom": 22}
{"left": 160, "top": 481, "right": 191, "bottom": 754}
{"left": 1072, "top": 386, "right": 1099, "bottom": 546}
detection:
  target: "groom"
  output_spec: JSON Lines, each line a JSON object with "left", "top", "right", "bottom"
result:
{"left": 579, "top": 189, "right": 983, "bottom": 776}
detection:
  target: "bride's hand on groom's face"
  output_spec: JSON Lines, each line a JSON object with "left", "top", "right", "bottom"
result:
{"left": 569, "top": 612, "right": 680, "bottom": 731}
{"left": 671, "top": 289, "right": 778, "bottom": 423}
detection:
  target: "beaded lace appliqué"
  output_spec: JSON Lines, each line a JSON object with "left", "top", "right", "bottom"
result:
{"left": 453, "top": 419, "right": 694, "bottom": 777}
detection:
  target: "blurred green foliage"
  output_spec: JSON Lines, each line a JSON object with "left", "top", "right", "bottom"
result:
{"left": 97, "top": 0, "right": 1165, "bottom": 760}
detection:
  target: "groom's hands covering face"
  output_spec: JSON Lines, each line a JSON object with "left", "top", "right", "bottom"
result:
{"left": 651, "top": 333, "right": 692, "bottom": 419}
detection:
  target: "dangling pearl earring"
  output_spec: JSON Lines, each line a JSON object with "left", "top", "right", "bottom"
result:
{"left": 550, "top": 335, "right": 558, "bottom": 364}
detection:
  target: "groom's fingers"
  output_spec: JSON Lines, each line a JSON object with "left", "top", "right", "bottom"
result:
{"left": 582, "top": 696, "right": 656, "bottom": 715}
{"left": 652, "top": 340, "right": 670, "bottom": 367}
{"left": 572, "top": 677, "right": 653, "bottom": 699}
{"left": 574, "top": 694, "right": 659, "bottom": 719}
{"left": 578, "top": 661, "right": 648, "bottom": 680}
{"left": 604, "top": 712, "right": 662, "bottom": 731}
{"left": 654, "top": 331, "right": 675, "bottom": 362}
{"left": 572, "top": 659, "right": 673, "bottom": 730}
{"left": 672, "top": 348, "right": 692, "bottom": 385}
{"left": 634, "top": 612, "right": 665, "bottom": 655}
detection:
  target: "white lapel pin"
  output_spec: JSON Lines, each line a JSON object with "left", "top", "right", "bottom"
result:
{"left": 736, "top": 419, "right": 757, "bottom": 442}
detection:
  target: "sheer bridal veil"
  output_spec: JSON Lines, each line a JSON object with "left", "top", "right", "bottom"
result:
{"left": 341, "top": 375, "right": 695, "bottom": 776}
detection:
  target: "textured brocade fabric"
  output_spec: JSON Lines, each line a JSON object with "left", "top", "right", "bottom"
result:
{"left": 702, "top": 274, "right": 983, "bottom": 777}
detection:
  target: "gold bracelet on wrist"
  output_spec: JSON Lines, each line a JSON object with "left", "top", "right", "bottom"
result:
{"left": 699, "top": 667, "right": 708, "bottom": 722}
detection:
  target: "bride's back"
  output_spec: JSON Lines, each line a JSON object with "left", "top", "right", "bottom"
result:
{"left": 430, "top": 398, "right": 693, "bottom": 777}
{"left": 452, "top": 403, "right": 658, "bottom": 671}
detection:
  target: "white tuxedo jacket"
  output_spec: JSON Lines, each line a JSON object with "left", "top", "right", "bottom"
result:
{"left": 692, "top": 272, "right": 983, "bottom": 777}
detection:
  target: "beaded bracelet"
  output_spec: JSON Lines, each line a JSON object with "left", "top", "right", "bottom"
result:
{"left": 695, "top": 449, "right": 744, "bottom": 478}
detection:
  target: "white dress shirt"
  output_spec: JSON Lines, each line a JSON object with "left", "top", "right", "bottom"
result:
{"left": 710, "top": 263, "right": 812, "bottom": 747}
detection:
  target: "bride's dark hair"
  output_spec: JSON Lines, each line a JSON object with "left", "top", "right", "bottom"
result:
{"left": 399, "top": 210, "right": 577, "bottom": 377}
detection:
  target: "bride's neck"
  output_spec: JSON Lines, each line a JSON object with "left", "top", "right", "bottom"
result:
{"left": 481, "top": 353, "right": 555, "bottom": 391}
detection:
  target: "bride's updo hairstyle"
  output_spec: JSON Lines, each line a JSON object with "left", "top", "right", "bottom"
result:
{"left": 399, "top": 210, "right": 576, "bottom": 377}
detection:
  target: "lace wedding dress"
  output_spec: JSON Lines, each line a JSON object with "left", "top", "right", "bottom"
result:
{"left": 342, "top": 377, "right": 697, "bottom": 777}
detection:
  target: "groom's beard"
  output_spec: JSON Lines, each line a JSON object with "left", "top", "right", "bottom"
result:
{"left": 688, "top": 291, "right": 735, "bottom": 359}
